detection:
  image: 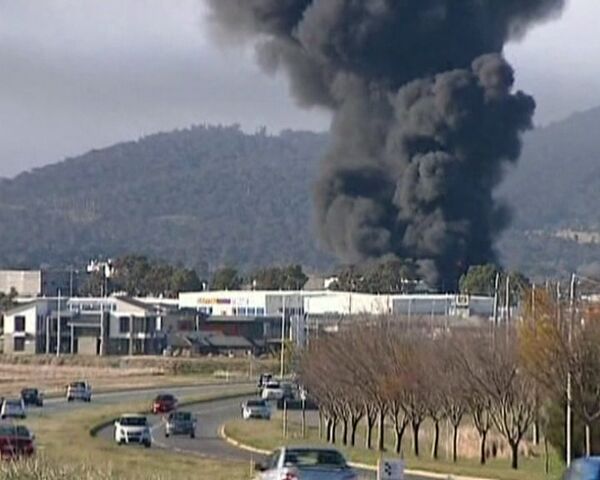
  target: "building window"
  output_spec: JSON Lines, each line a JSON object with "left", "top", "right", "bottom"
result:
{"left": 247, "top": 307, "right": 256, "bottom": 316}
{"left": 256, "top": 307, "right": 265, "bottom": 316}
{"left": 119, "top": 317, "right": 130, "bottom": 333}
{"left": 14, "top": 316, "right": 25, "bottom": 333}
{"left": 238, "top": 307, "right": 246, "bottom": 316}
{"left": 146, "top": 317, "right": 156, "bottom": 333}
{"left": 13, "top": 338, "right": 25, "bottom": 352}
{"left": 133, "top": 317, "right": 144, "bottom": 333}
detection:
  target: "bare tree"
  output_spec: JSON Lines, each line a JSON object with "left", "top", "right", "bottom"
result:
{"left": 458, "top": 330, "right": 536, "bottom": 469}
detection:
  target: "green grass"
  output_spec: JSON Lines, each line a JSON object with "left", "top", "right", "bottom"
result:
{"left": 15, "top": 386, "right": 258, "bottom": 480}
{"left": 225, "top": 412, "right": 565, "bottom": 480}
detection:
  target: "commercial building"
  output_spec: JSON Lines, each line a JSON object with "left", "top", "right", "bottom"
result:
{"left": 0, "top": 269, "right": 78, "bottom": 297}
{"left": 1, "top": 289, "right": 497, "bottom": 357}
{"left": 3, "top": 296, "right": 165, "bottom": 355}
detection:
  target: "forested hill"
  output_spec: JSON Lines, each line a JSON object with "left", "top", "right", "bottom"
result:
{"left": 498, "top": 106, "right": 600, "bottom": 278}
{"left": 2, "top": 106, "right": 600, "bottom": 279}
{"left": 0, "top": 126, "right": 331, "bottom": 276}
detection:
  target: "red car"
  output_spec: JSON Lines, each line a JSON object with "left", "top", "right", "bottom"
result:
{"left": 0, "top": 424, "right": 35, "bottom": 460}
{"left": 152, "top": 394, "right": 177, "bottom": 414}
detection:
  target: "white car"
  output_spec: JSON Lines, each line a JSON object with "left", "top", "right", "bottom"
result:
{"left": 241, "top": 399, "right": 271, "bottom": 420}
{"left": 255, "top": 446, "right": 358, "bottom": 480}
{"left": 261, "top": 382, "right": 284, "bottom": 401}
{"left": 66, "top": 381, "right": 92, "bottom": 402}
{"left": 114, "top": 414, "right": 151, "bottom": 448}
{"left": 0, "top": 398, "right": 26, "bottom": 420}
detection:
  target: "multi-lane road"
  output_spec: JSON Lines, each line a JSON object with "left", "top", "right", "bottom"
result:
{"left": 25, "top": 383, "right": 436, "bottom": 480}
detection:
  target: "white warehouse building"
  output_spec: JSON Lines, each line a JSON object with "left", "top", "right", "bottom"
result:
{"left": 178, "top": 290, "right": 495, "bottom": 320}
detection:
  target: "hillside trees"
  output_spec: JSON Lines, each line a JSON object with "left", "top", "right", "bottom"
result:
{"left": 330, "top": 259, "right": 418, "bottom": 293}
{"left": 210, "top": 267, "right": 242, "bottom": 291}
{"left": 459, "top": 264, "right": 530, "bottom": 301}
{"left": 249, "top": 264, "right": 308, "bottom": 290}
{"left": 80, "top": 255, "right": 202, "bottom": 297}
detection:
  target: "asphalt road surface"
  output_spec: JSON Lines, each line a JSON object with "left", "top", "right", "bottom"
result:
{"left": 26, "top": 382, "right": 249, "bottom": 417}
{"left": 95, "top": 396, "right": 401, "bottom": 480}
{"left": 24, "top": 385, "right": 426, "bottom": 480}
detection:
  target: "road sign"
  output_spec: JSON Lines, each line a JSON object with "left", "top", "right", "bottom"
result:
{"left": 378, "top": 459, "right": 404, "bottom": 480}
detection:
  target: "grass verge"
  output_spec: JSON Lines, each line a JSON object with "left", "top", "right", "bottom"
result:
{"left": 0, "top": 354, "right": 277, "bottom": 397}
{"left": 224, "top": 412, "right": 565, "bottom": 480}
{"left": 9, "top": 386, "right": 257, "bottom": 480}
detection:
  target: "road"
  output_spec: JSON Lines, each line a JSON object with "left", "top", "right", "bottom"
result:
{"left": 27, "top": 382, "right": 249, "bottom": 417}
{"left": 95, "top": 395, "right": 385, "bottom": 480}
{"left": 26, "top": 385, "right": 426, "bottom": 480}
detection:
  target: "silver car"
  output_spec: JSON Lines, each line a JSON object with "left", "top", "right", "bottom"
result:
{"left": 241, "top": 399, "right": 271, "bottom": 420}
{"left": 255, "top": 446, "right": 358, "bottom": 480}
{"left": 165, "top": 411, "right": 196, "bottom": 438}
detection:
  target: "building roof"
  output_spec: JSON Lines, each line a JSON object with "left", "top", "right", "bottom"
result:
{"left": 114, "top": 296, "right": 155, "bottom": 314}
{"left": 203, "top": 315, "right": 279, "bottom": 323}
{"left": 4, "top": 301, "right": 40, "bottom": 316}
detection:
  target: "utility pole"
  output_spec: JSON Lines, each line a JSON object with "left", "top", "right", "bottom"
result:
{"left": 504, "top": 275, "right": 511, "bottom": 325}
{"left": 99, "top": 302, "right": 105, "bottom": 356}
{"left": 56, "top": 290, "right": 61, "bottom": 357}
{"left": 280, "top": 295, "right": 286, "bottom": 378}
{"left": 70, "top": 324, "right": 75, "bottom": 354}
{"left": 492, "top": 272, "right": 500, "bottom": 327}
{"left": 566, "top": 273, "right": 576, "bottom": 466}
{"left": 45, "top": 316, "right": 50, "bottom": 354}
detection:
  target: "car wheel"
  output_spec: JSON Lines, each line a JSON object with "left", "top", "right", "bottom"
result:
{"left": 67, "top": 397, "right": 72, "bottom": 402}
{"left": 144, "top": 441, "right": 151, "bottom": 448}
{"left": 165, "top": 432, "right": 170, "bottom": 438}
{"left": 190, "top": 432, "right": 195, "bottom": 439}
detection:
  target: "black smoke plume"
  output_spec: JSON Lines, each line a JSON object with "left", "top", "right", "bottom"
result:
{"left": 207, "top": 0, "right": 565, "bottom": 287}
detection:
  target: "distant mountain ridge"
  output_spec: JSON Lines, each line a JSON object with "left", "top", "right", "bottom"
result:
{"left": 2, "top": 107, "right": 600, "bottom": 280}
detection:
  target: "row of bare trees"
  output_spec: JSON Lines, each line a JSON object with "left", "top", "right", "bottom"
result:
{"left": 298, "top": 289, "right": 600, "bottom": 470}
{"left": 298, "top": 320, "right": 535, "bottom": 469}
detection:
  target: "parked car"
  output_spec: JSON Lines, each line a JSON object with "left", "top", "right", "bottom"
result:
{"left": 0, "top": 424, "right": 35, "bottom": 460}
{"left": 152, "top": 394, "right": 177, "bottom": 414}
{"left": 114, "top": 414, "right": 152, "bottom": 448}
{"left": 0, "top": 399, "right": 26, "bottom": 420}
{"left": 257, "top": 373, "right": 273, "bottom": 390}
{"left": 241, "top": 399, "right": 271, "bottom": 420}
{"left": 21, "top": 388, "right": 44, "bottom": 407}
{"left": 66, "top": 381, "right": 92, "bottom": 402}
{"left": 563, "top": 457, "right": 600, "bottom": 480}
{"left": 165, "top": 411, "right": 196, "bottom": 438}
{"left": 281, "top": 382, "right": 296, "bottom": 400}
{"left": 261, "top": 382, "right": 284, "bottom": 401}
{"left": 254, "top": 446, "right": 357, "bottom": 480}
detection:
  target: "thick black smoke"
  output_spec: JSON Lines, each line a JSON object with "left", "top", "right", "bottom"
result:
{"left": 207, "top": 0, "right": 565, "bottom": 287}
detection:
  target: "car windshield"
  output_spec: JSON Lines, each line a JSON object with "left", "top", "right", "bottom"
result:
{"left": 172, "top": 412, "right": 191, "bottom": 421}
{"left": 70, "top": 382, "right": 85, "bottom": 388}
{"left": 265, "top": 383, "right": 280, "bottom": 389}
{"left": 284, "top": 449, "right": 347, "bottom": 468}
{"left": 22, "top": 389, "right": 36, "bottom": 395}
{"left": 157, "top": 395, "right": 174, "bottom": 402}
{"left": 120, "top": 417, "right": 147, "bottom": 427}
{"left": 0, "top": 425, "right": 29, "bottom": 438}
{"left": 247, "top": 400, "right": 266, "bottom": 407}
{"left": 6, "top": 400, "right": 21, "bottom": 407}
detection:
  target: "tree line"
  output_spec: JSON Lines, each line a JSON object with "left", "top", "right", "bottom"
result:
{"left": 297, "top": 287, "right": 600, "bottom": 470}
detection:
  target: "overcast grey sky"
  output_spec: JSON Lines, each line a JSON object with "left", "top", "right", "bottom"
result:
{"left": 0, "top": 0, "right": 599, "bottom": 178}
